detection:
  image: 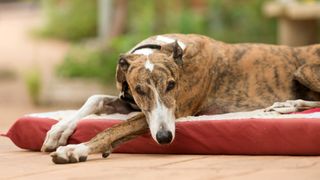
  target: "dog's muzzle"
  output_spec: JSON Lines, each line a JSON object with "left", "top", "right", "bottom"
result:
{"left": 156, "top": 130, "right": 173, "bottom": 144}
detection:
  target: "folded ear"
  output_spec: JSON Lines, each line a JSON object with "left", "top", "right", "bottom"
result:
{"left": 116, "top": 55, "right": 130, "bottom": 92}
{"left": 118, "top": 55, "right": 130, "bottom": 72}
{"left": 161, "top": 41, "right": 183, "bottom": 66}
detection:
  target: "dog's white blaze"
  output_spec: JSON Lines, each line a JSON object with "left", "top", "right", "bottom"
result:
{"left": 156, "top": 35, "right": 186, "bottom": 49}
{"left": 133, "top": 48, "right": 153, "bottom": 55}
{"left": 144, "top": 58, "right": 154, "bottom": 72}
{"left": 147, "top": 85, "right": 175, "bottom": 142}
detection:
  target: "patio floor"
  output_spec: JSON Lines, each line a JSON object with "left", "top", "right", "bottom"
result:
{"left": 2, "top": 137, "right": 320, "bottom": 180}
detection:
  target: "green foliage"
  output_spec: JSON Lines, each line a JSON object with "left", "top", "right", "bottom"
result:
{"left": 126, "top": 0, "right": 155, "bottom": 36}
{"left": 56, "top": 0, "right": 277, "bottom": 83}
{"left": 56, "top": 45, "right": 118, "bottom": 84}
{"left": 122, "top": 0, "right": 276, "bottom": 43}
{"left": 39, "top": 0, "right": 97, "bottom": 41}
{"left": 207, "top": 0, "right": 277, "bottom": 43}
{"left": 56, "top": 34, "right": 147, "bottom": 84}
{"left": 25, "top": 70, "right": 42, "bottom": 105}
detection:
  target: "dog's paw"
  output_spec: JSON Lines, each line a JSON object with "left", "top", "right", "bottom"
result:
{"left": 264, "top": 100, "right": 304, "bottom": 114}
{"left": 41, "top": 122, "right": 76, "bottom": 152}
{"left": 50, "top": 144, "right": 89, "bottom": 164}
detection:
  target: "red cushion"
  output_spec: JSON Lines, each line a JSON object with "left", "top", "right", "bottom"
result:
{"left": 2, "top": 111, "right": 320, "bottom": 155}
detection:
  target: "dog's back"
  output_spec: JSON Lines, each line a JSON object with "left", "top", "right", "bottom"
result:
{"left": 116, "top": 34, "right": 320, "bottom": 114}
{"left": 201, "top": 40, "right": 320, "bottom": 113}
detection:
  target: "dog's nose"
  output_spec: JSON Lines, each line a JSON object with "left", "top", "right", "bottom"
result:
{"left": 156, "top": 130, "right": 173, "bottom": 144}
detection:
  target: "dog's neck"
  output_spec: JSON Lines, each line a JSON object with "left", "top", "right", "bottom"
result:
{"left": 172, "top": 40, "right": 231, "bottom": 117}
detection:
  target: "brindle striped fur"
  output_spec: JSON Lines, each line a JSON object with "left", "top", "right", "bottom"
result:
{"left": 50, "top": 34, "right": 320, "bottom": 164}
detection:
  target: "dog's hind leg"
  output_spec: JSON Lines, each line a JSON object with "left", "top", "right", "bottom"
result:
{"left": 294, "top": 64, "right": 320, "bottom": 93}
{"left": 41, "top": 95, "right": 136, "bottom": 152}
{"left": 264, "top": 99, "right": 320, "bottom": 114}
{"left": 50, "top": 113, "right": 148, "bottom": 164}
{"left": 263, "top": 64, "right": 320, "bottom": 113}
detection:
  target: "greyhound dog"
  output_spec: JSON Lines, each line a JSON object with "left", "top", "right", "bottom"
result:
{"left": 41, "top": 34, "right": 320, "bottom": 164}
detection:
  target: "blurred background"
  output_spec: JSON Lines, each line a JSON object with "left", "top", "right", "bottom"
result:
{"left": 0, "top": 0, "right": 319, "bottom": 131}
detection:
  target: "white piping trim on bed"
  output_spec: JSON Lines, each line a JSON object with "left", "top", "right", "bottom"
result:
{"left": 26, "top": 110, "right": 320, "bottom": 122}
{"left": 177, "top": 110, "right": 320, "bottom": 122}
{"left": 26, "top": 110, "right": 131, "bottom": 121}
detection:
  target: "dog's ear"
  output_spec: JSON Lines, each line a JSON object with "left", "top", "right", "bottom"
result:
{"left": 118, "top": 55, "right": 130, "bottom": 72}
{"left": 116, "top": 55, "right": 129, "bottom": 93}
{"left": 161, "top": 41, "right": 183, "bottom": 66}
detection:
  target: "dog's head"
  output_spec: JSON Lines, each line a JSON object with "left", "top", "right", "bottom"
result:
{"left": 116, "top": 41, "right": 184, "bottom": 144}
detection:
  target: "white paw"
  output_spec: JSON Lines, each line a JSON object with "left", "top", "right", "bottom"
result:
{"left": 41, "top": 121, "right": 76, "bottom": 152}
{"left": 50, "top": 144, "right": 89, "bottom": 164}
{"left": 264, "top": 100, "right": 304, "bottom": 114}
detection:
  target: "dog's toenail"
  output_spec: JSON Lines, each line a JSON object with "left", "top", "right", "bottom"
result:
{"left": 69, "top": 156, "right": 78, "bottom": 163}
{"left": 52, "top": 156, "right": 69, "bottom": 164}
{"left": 79, "top": 156, "right": 87, "bottom": 162}
{"left": 102, "top": 152, "right": 110, "bottom": 158}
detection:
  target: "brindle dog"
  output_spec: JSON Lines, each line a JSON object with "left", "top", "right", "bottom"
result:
{"left": 41, "top": 34, "right": 320, "bottom": 164}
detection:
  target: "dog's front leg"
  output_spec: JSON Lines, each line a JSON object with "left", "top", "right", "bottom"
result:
{"left": 41, "top": 95, "right": 134, "bottom": 152}
{"left": 49, "top": 112, "right": 148, "bottom": 164}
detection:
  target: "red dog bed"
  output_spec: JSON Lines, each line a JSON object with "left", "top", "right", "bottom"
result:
{"left": 2, "top": 109, "right": 320, "bottom": 155}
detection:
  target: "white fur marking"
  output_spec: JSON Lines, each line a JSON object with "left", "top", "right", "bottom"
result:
{"left": 144, "top": 58, "right": 154, "bottom": 72}
{"left": 133, "top": 48, "right": 153, "bottom": 55}
{"left": 156, "top": 35, "right": 175, "bottom": 43}
{"left": 41, "top": 95, "right": 124, "bottom": 151}
{"left": 147, "top": 84, "right": 175, "bottom": 142}
{"left": 56, "top": 143, "right": 89, "bottom": 161}
{"left": 156, "top": 35, "right": 186, "bottom": 49}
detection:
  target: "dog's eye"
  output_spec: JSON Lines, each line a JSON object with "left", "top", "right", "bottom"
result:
{"left": 166, "top": 80, "right": 175, "bottom": 92}
{"left": 135, "top": 85, "right": 146, "bottom": 96}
